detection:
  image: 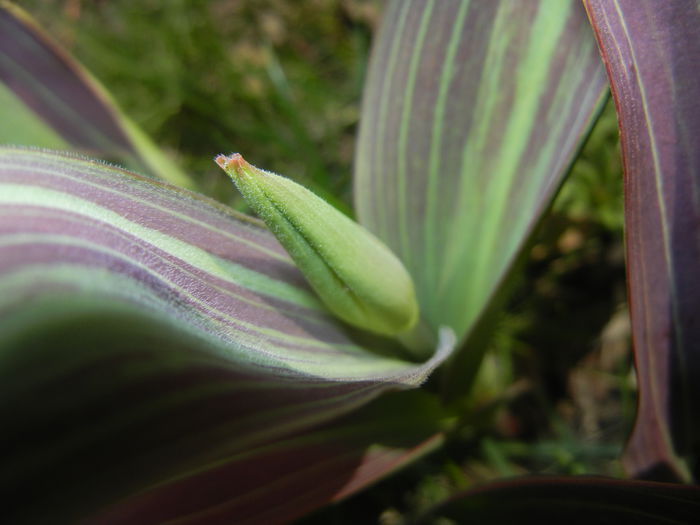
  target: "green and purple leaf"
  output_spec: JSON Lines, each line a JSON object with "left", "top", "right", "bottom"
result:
{"left": 353, "top": 0, "right": 608, "bottom": 396}
{"left": 354, "top": 0, "right": 608, "bottom": 342}
{"left": 86, "top": 391, "right": 447, "bottom": 525}
{"left": 420, "top": 476, "right": 700, "bottom": 524}
{"left": 0, "top": 147, "right": 455, "bottom": 522}
{"left": 584, "top": 0, "right": 700, "bottom": 481}
{"left": 0, "top": 2, "right": 194, "bottom": 189}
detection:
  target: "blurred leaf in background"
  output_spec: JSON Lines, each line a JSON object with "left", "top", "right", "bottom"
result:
{"left": 22, "top": 0, "right": 379, "bottom": 212}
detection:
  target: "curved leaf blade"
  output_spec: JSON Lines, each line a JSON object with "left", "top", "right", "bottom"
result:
{"left": 86, "top": 391, "right": 448, "bottom": 525}
{"left": 0, "top": 2, "right": 194, "bottom": 189}
{"left": 584, "top": 0, "right": 700, "bottom": 481}
{"left": 0, "top": 147, "right": 455, "bottom": 522}
{"left": 354, "top": 0, "right": 608, "bottom": 344}
{"left": 422, "top": 476, "right": 700, "bottom": 525}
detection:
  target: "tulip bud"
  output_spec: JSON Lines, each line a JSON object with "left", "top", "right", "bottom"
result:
{"left": 216, "top": 153, "right": 418, "bottom": 337}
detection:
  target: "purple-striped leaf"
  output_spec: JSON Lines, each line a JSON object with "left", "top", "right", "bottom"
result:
{"left": 0, "top": 3, "right": 194, "bottom": 189}
{"left": 0, "top": 147, "right": 455, "bottom": 522}
{"left": 422, "top": 476, "right": 700, "bottom": 524}
{"left": 86, "top": 391, "right": 447, "bottom": 525}
{"left": 584, "top": 0, "right": 700, "bottom": 481}
{"left": 354, "top": 0, "right": 608, "bottom": 395}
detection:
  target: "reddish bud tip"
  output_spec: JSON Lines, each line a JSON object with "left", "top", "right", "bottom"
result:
{"left": 215, "top": 153, "right": 246, "bottom": 172}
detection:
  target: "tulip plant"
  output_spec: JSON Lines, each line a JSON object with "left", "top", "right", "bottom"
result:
{"left": 1, "top": 0, "right": 699, "bottom": 523}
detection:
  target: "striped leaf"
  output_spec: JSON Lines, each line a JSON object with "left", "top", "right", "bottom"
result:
{"left": 422, "top": 476, "right": 700, "bottom": 524}
{"left": 354, "top": 0, "right": 608, "bottom": 348}
{"left": 584, "top": 0, "right": 700, "bottom": 481}
{"left": 0, "top": 2, "right": 194, "bottom": 189}
{"left": 86, "top": 391, "right": 447, "bottom": 525}
{"left": 0, "top": 147, "right": 455, "bottom": 522}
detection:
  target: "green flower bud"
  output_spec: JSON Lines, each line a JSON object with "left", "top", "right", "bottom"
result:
{"left": 216, "top": 153, "right": 418, "bottom": 337}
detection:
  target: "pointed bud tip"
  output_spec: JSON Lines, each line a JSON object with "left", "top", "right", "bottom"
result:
{"left": 215, "top": 153, "right": 247, "bottom": 173}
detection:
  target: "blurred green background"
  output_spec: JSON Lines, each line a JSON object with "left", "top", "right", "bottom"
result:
{"left": 20, "top": 1, "right": 633, "bottom": 523}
